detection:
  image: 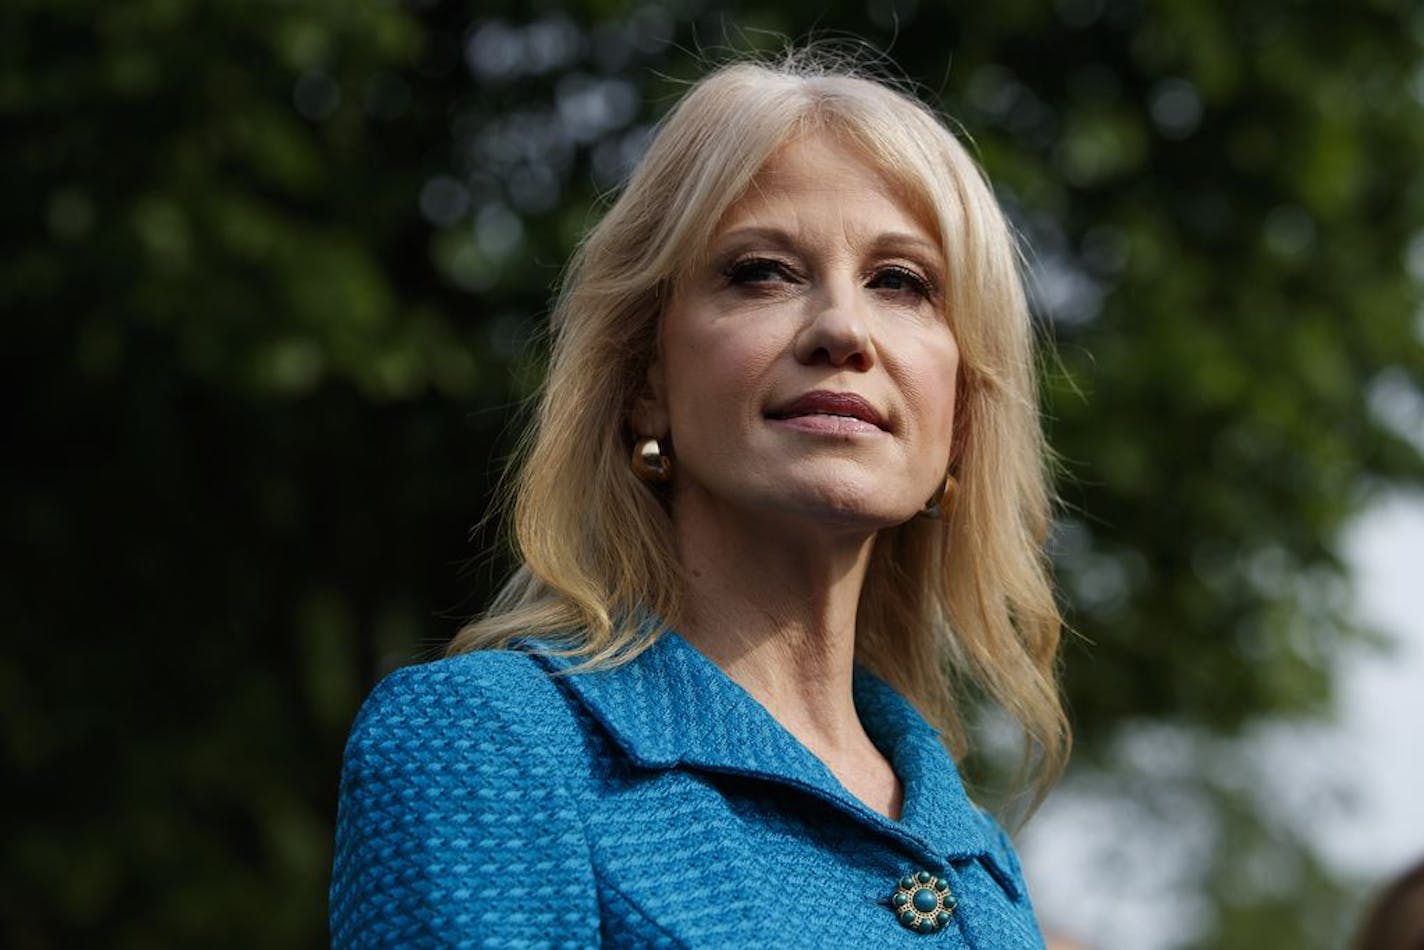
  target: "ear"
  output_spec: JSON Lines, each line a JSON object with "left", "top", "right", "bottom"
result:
{"left": 630, "top": 355, "right": 670, "bottom": 437}
{"left": 946, "top": 367, "right": 971, "bottom": 473}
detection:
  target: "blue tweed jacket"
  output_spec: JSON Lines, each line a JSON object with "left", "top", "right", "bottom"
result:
{"left": 331, "top": 632, "right": 1045, "bottom": 948}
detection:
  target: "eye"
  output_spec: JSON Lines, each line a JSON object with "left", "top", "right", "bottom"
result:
{"left": 723, "top": 256, "right": 799, "bottom": 287}
{"left": 867, "top": 265, "right": 935, "bottom": 301}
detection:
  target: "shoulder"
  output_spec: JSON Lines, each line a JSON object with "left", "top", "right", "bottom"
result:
{"left": 352, "top": 648, "right": 551, "bottom": 723}
{"left": 338, "top": 649, "right": 589, "bottom": 797}
{"left": 332, "top": 649, "right": 600, "bottom": 946}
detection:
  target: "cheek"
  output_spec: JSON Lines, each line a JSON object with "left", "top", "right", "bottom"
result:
{"left": 902, "top": 335, "right": 960, "bottom": 454}
{"left": 663, "top": 315, "right": 782, "bottom": 422}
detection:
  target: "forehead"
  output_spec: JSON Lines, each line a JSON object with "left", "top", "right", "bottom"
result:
{"left": 712, "top": 132, "right": 940, "bottom": 249}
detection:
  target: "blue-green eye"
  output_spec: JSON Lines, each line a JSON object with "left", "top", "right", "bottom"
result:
{"left": 868, "top": 265, "right": 933, "bottom": 300}
{"left": 723, "top": 257, "right": 797, "bottom": 286}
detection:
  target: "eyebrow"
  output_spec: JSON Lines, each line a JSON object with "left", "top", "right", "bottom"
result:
{"left": 712, "top": 225, "right": 943, "bottom": 262}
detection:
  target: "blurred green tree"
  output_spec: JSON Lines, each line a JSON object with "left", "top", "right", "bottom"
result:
{"left": 4, "top": 0, "right": 1421, "bottom": 946}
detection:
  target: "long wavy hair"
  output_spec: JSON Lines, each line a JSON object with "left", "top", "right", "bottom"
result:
{"left": 450, "top": 52, "right": 1069, "bottom": 805}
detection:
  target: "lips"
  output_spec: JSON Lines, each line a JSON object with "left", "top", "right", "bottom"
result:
{"left": 766, "top": 390, "right": 889, "bottom": 431}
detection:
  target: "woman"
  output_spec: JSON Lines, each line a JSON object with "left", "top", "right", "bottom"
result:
{"left": 332, "top": 52, "right": 1068, "bottom": 947}
{"left": 1353, "top": 858, "right": 1424, "bottom": 950}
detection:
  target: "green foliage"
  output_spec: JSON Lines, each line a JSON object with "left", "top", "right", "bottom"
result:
{"left": 4, "top": 0, "right": 1421, "bottom": 946}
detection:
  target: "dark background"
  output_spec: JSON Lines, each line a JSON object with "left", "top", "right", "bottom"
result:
{"left": 5, "top": 0, "right": 1423, "bottom": 946}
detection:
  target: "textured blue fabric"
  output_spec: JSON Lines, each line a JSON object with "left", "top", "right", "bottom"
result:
{"left": 331, "top": 632, "right": 1045, "bottom": 948}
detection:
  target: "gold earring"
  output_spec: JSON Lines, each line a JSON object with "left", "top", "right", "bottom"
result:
{"left": 918, "top": 474, "right": 957, "bottom": 520}
{"left": 631, "top": 436, "right": 672, "bottom": 483}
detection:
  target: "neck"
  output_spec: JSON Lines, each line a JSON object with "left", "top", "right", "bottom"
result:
{"left": 669, "top": 490, "right": 894, "bottom": 788}
{"left": 678, "top": 503, "right": 868, "bottom": 692}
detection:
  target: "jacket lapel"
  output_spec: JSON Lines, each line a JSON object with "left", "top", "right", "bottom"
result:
{"left": 851, "top": 668, "right": 1001, "bottom": 865}
{"left": 531, "top": 631, "right": 1000, "bottom": 869}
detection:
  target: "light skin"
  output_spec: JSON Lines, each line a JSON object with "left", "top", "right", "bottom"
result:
{"left": 634, "top": 132, "right": 960, "bottom": 821}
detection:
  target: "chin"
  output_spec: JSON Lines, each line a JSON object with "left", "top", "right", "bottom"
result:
{"left": 771, "top": 479, "right": 919, "bottom": 532}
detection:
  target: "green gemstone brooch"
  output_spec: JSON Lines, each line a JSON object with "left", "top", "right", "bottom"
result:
{"left": 891, "top": 870, "right": 957, "bottom": 934}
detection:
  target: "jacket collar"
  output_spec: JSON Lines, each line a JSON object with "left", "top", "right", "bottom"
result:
{"left": 529, "top": 630, "right": 1002, "bottom": 870}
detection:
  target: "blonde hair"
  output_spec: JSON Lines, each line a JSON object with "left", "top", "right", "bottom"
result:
{"left": 450, "top": 52, "right": 1069, "bottom": 807}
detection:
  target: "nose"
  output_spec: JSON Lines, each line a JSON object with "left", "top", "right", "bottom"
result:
{"left": 793, "top": 280, "right": 876, "bottom": 371}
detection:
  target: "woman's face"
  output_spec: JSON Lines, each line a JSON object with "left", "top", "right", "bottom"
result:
{"left": 635, "top": 132, "right": 960, "bottom": 534}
